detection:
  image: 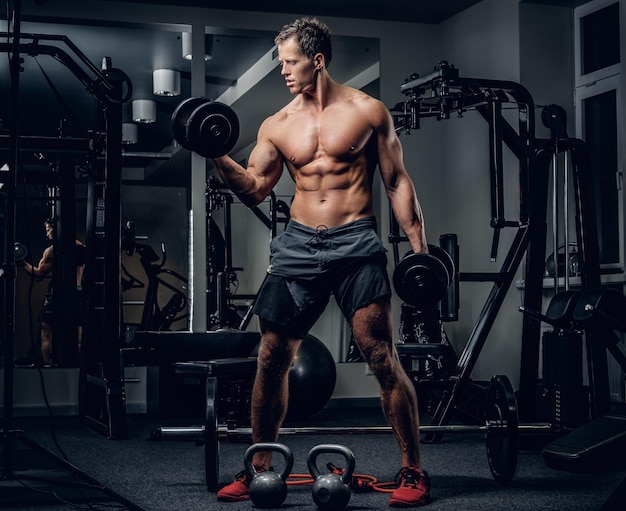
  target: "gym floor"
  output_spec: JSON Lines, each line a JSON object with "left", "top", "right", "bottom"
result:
{"left": 2, "top": 405, "right": 625, "bottom": 511}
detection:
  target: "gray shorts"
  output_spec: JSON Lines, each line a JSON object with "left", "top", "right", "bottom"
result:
{"left": 252, "top": 217, "right": 391, "bottom": 338}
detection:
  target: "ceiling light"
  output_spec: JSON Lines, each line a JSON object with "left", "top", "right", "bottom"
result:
{"left": 132, "top": 99, "right": 156, "bottom": 124}
{"left": 182, "top": 32, "right": 213, "bottom": 61}
{"left": 122, "top": 123, "right": 138, "bottom": 144}
{"left": 153, "top": 68, "right": 181, "bottom": 97}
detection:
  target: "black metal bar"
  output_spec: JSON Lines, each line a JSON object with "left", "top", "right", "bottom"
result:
{"left": 488, "top": 99, "right": 505, "bottom": 230}
{"left": 518, "top": 147, "right": 551, "bottom": 420}
{"left": 388, "top": 202, "right": 402, "bottom": 265}
{"left": 400, "top": 61, "right": 460, "bottom": 95}
{"left": 439, "top": 234, "right": 459, "bottom": 321}
{"left": 56, "top": 157, "right": 80, "bottom": 367}
{"left": 153, "top": 421, "right": 554, "bottom": 441}
{"left": 1, "top": 0, "right": 22, "bottom": 481}
{"left": 268, "top": 191, "right": 278, "bottom": 238}
{"left": 101, "top": 68, "right": 126, "bottom": 439}
{"left": 568, "top": 138, "right": 609, "bottom": 417}
{"left": 0, "top": 134, "right": 91, "bottom": 154}
{"left": 458, "top": 272, "right": 507, "bottom": 283}
{"left": 430, "top": 225, "right": 533, "bottom": 433}
{"left": 0, "top": 31, "right": 115, "bottom": 100}
{"left": 79, "top": 67, "right": 127, "bottom": 439}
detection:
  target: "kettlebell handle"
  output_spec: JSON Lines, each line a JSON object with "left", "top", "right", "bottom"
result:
{"left": 244, "top": 442, "right": 294, "bottom": 481}
{"left": 307, "top": 444, "right": 356, "bottom": 484}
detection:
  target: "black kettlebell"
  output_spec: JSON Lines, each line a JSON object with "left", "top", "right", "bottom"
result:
{"left": 307, "top": 444, "right": 355, "bottom": 510}
{"left": 244, "top": 442, "right": 294, "bottom": 509}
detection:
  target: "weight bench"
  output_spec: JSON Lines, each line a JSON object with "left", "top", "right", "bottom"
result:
{"left": 542, "top": 287, "right": 626, "bottom": 472}
{"left": 151, "top": 357, "right": 257, "bottom": 490}
{"left": 174, "top": 358, "right": 258, "bottom": 424}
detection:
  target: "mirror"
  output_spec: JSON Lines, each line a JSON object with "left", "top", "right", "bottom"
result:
{"left": 3, "top": 15, "right": 379, "bottom": 367}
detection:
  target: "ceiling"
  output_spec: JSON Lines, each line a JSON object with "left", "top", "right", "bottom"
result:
{"left": 108, "top": 0, "right": 486, "bottom": 25}
{"left": 1, "top": 0, "right": 579, "bottom": 187}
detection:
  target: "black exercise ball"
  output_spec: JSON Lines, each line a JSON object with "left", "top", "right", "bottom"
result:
{"left": 251, "top": 334, "right": 337, "bottom": 421}
{"left": 287, "top": 334, "right": 337, "bottom": 421}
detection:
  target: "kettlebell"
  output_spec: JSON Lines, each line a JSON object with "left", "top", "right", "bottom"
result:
{"left": 243, "top": 442, "right": 294, "bottom": 509}
{"left": 307, "top": 444, "right": 355, "bottom": 510}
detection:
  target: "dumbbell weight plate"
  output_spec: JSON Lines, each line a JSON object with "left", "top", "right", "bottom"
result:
{"left": 393, "top": 252, "right": 450, "bottom": 308}
{"left": 171, "top": 97, "right": 211, "bottom": 151}
{"left": 14, "top": 242, "right": 28, "bottom": 263}
{"left": 485, "top": 374, "right": 519, "bottom": 484}
{"left": 427, "top": 244, "right": 455, "bottom": 281}
{"left": 187, "top": 101, "right": 240, "bottom": 159}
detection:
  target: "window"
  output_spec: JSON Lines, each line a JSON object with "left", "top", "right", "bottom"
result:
{"left": 575, "top": 0, "right": 623, "bottom": 273}
{"left": 580, "top": 1, "right": 620, "bottom": 76}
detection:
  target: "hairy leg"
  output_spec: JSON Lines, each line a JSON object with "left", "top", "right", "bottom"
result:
{"left": 352, "top": 299, "right": 422, "bottom": 469}
{"left": 40, "top": 321, "right": 53, "bottom": 365}
{"left": 250, "top": 321, "right": 301, "bottom": 469}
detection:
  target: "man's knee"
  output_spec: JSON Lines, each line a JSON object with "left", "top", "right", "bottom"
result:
{"left": 257, "top": 326, "right": 301, "bottom": 372}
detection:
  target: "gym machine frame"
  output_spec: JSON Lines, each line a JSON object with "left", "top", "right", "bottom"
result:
{"left": 0, "top": 7, "right": 143, "bottom": 508}
{"left": 391, "top": 61, "right": 609, "bottom": 430}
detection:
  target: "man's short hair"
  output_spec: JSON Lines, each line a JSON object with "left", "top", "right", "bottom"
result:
{"left": 275, "top": 17, "right": 332, "bottom": 67}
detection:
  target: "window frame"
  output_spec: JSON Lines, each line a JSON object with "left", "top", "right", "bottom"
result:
{"left": 574, "top": 0, "right": 623, "bottom": 275}
{"left": 574, "top": 0, "right": 621, "bottom": 88}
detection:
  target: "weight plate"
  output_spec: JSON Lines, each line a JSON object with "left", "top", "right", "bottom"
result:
{"left": 427, "top": 244, "right": 455, "bottom": 281}
{"left": 14, "top": 242, "right": 28, "bottom": 263}
{"left": 188, "top": 101, "right": 240, "bottom": 159}
{"left": 393, "top": 252, "right": 449, "bottom": 308}
{"left": 485, "top": 374, "right": 518, "bottom": 484}
{"left": 204, "top": 377, "right": 219, "bottom": 491}
{"left": 171, "top": 96, "right": 211, "bottom": 151}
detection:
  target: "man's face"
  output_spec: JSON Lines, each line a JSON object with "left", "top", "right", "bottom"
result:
{"left": 277, "top": 38, "right": 317, "bottom": 95}
{"left": 45, "top": 223, "right": 53, "bottom": 240}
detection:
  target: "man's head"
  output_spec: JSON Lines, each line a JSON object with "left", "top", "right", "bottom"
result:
{"left": 275, "top": 18, "right": 332, "bottom": 67}
{"left": 44, "top": 218, "right": 54, "bottom": 240}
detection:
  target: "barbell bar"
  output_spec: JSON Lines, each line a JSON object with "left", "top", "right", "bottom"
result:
{"left": 154, "top": 422, "right": 552, "bottom": 439}
{"left": 151, "top": 374, "right": 555, "bottom": 490}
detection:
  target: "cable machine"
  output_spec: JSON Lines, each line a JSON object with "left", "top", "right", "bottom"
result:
{"left": 392, "top": 61, "right": 611, "bottom": 431}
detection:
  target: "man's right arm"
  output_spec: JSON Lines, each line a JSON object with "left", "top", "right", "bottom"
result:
{"left": 212, "top": 119, "right": 284, "bottom": 208}
{"left": 23, "top": 246, "right": 53, "bottom": 279}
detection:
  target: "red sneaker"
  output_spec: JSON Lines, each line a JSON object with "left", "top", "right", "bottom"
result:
{"left": 216, "top": 469, "right": 251, "bottom": 502}
{"left": 389, "top": 467, "right": 431, "bottom": 507}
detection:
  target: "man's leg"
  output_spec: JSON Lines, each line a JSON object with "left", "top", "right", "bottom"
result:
{"left": 40, "top": 321, "right": 53, "bottom": 365}
{"left": 352, "top": 299, "right": 431, "bottom": 506}
{"left": 250, "top": 323, "right": 302, "bottom": 468}
{"left": 217, "top": 322, "right": 301, "bottom": 502}
{"left": 351, "top": 299, "right": 421, "bottom": 468}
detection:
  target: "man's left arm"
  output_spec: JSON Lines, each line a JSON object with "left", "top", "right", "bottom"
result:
{"left": 375, "top": 101, "right": 428, "bottom": 254}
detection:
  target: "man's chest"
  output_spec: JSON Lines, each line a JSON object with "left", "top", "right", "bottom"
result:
{"left": 274, "top": 111, "right": 373, "bottom": 167}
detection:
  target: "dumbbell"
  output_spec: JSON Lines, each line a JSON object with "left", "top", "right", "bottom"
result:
{"left": 171, "top": 96, "right": 240, "bottom": 158}
{"left": 393, "top": 244, "right": 455, "bottom": 309}
{"left": 14, "top": 242, "right": 28, "bottom": 263}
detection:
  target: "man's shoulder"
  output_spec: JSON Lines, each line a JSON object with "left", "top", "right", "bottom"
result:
{"left": 261, "top": 101, "right": 297, "bottom": 130}
{"left": 349, "top": 88, "right": 384, "bottom": 110}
